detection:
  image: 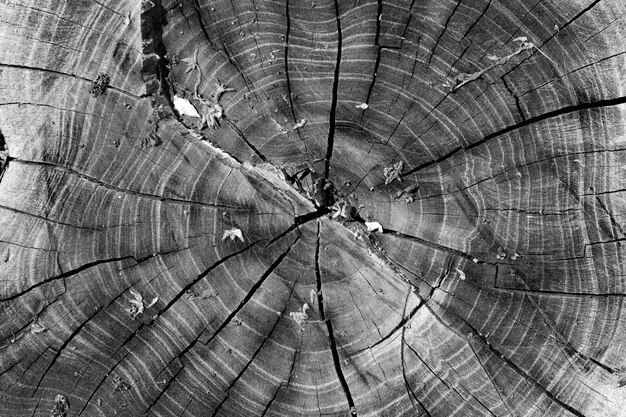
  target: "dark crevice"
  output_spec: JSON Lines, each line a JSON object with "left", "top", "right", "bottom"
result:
{"left": 142, "top": 235, "right": 298, "bottom": 413}
{"left": 467, "top": 343, "right": 516, "bottom": 417}
{"left": 77, "top": 325, "right": 182, "bottom": 416}
{"left": 220, "top": 39, "right": 258, "bottom": 99}
{"left": 140, "top": 0, "right": 179, "bottom": 125}
{"left": 0, "top": 129, "right": 7, "bottom": 185}
{"left": 324, "top": 0, "right": 343, "bottom": 179}
{"left": 404, "top": 342, "right": 497, "bottom": 417}
{"left": 294, "top": 206, "right": 329, "bottom": 225}
{"left": 141, "top": 365, "right": 184, "bottom": 416}
{"left": 427, "top": 0, "right": 462, "bottom": 68}
{"left": 400, "top": 329, "right": 432, "bottom": 416}
{"left": 283, "top": 0, "right": 309, "bottom": 159}
{"left": 315, "top": 227, "right": 357, "bottom": 416}
{"left": 221, "top": 116, "right": 269, "bottom": 163}
{"left": 593, "top": 194, "right": 626, "bottom": 239}
{"left": 210, "top": 285, "right": 295, "bottom": 417}
{"left": 190, "top": 0, "right": 220, "bottom": 52}
{"left": 265, "top": 206, "right": 328, "bottom": 248}
{"left": 559, "top": 0, "right": 601, "bottom": 33}
{"left": 359, "top": 0, "right": 383, "bottom": 125}
{"left": 464, "top": 323, "right": 587, "bottom": 417}
{"left": 282, "top": 2, "right": 294, "bottom": 109}
{"left": 402, "top": 95, "right": 626, "bottom": 178}
{"left": 261, "top": 337, "right": 303, "bottom": 417}
{"left": 502, "top": 76, "right": 526, "bottom": 122}
{"left": 203, "top": 234, "right": 300, "bottom": 347}
{"left": 461, "top": 0, "right": 491, "bottom": 40}
{"left": 283, "top": 0, "right": 306, "bottom": 152}
{"left": 153, "top": 241, "right": 260, "bottom": 321}
{"left": 381, "top": 227, "right": 487, "bottom": 264}
{"left": 10, "top": 158, "right": 249, "bottom": 211}
{"left": 356, "top": 304, "right": 420, "bottom": 355}
{"left": 29, "top": 307, "right": 102, "bottom": 398}
{"left": 0, "top": 255, "right": 134, "bottom": 302}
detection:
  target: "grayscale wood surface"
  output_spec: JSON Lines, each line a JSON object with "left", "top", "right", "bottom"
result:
{"left": 0, "top": 0, "right": 625, "bottom": 416}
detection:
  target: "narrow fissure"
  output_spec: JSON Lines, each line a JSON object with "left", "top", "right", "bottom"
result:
{"left": 400, "top": 328, "right": 433, "bottom": 416}
{"left": 427, "top": 0, "right": 462, "bottom": 67}
{"left": 154, "top": 241, "right": 260, "bottom": 319}
{"left": 142, "top": 235, "right": 300, "bottom": 413}
{"left": 140, "top": 0, "right": 179, "bottom": 123}
{"left": 283, "top": 1, "right": 298, "bottom": 126}
{"left": 222, "top": 116, "right": 270, "bottom": 163}
{"left": 463, "top": 322, "right": 587, "bottom": 417}
{"left": 0, "top": 255, "right": 134, "bottom": 302}
{"left": 315, "top": 226, "right": 357, "bottom": 416}
{"left": 0, "top": 129, "right": 8, "bottom": 185}
{"left": 210, "top": 283, "right": 296, "bottom": 417}
{"left": 502, "top": 76, "right": 526, "bottom": 121}
{"left": 402, "top": 95, "right": 626, "bottom": 178}
{"left": 9, "top": 158, "right": 249, "bottom": 211}
{"left": 360, "top": 0, "right": 383, "bottom": 120}
{"left": 203, "top": 234, "right": 300, "bottom": 347}
{"left": 324, "top": 0, "right": 343, "bottom": 179}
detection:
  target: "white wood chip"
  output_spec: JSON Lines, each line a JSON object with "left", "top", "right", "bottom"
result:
{"left": 365, "top": 221, "right": 383, "bottom": 233}
{"left": 31, "top": 323, "right": 46, "bottom": 334}
{"left": 456, "top": 269, "right": 466, "bottom": 281}
{"left": 222, "top": 228, "right": 244, "bottom": 242}
{"left": 173, "top": 95, "right": 201, "bottom": 118}
{"left": 146, "top": 297, "right": 158, "bottom": 308}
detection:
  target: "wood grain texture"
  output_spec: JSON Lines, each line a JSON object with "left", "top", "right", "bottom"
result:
{"left": 0, "top": 0, "right": 625, "bottom": 416}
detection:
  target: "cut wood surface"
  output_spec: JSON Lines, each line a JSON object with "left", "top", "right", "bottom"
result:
{"left": 0, "top": 0, "right": 625, "bottom": 416}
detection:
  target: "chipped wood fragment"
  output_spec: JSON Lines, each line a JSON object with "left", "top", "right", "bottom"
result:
{"left": 113, "top": 375, "right": 130, "bottom": 392}
{"left": 173, "top": 95, "right": 201, "bottom": 118}
{"left": 290, "top": 303, "right": 309, "bottom": 327}
{"left": 383, "top": 161, "right": 403, "bottom": 184}
{"left": 456, "top": 269, "right": 466, "bottom": 281}
{"left": 365, "top": 221, "right": 383, "bottom": 233}
{"left": 50, "top": 394, "right": 70, "bottom": 417}
{"left": 222, "top": 228, "right": 244, "bottom": 242}
{"left": 126, "top": 288, "right": 157, "bottom": 319}
{"left": 292, "top": 119, "right": 306, "bottom": 130}
{"left": 31, "top": 322, "right": 46, "bottom": 334}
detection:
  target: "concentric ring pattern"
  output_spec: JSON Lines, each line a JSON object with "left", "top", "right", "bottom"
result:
{"left": 0, "top": 0, "right": 625, "bottom": 416}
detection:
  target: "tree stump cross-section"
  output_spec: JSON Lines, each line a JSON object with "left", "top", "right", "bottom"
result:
{"left": 0, "top": 0, "right": 625, "bottom": 416}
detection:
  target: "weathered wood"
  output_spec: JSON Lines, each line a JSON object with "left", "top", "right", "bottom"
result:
{"left": 0, "top": 0, "right": 625, "bottom": 416}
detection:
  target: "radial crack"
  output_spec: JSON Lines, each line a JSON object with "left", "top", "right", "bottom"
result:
{"left": 464, "top": 323, "right": 587, "bottom": 417}
{"left": 202, "top": 233, "right": 300, "bottom": 347}
{"left": 315, "top": 226, "right": 356, "bottom": 415}
{"left": 382, "top": 227, "right": 486, "bottom": 264}
{"left": 427, "top": 0, "right": 462, "bottom": 68}
{"left": 402, "top": 95, "right": 626, "bottom": 178}
{"left": 222, "top": 116, "right": 270, "bottom": 163}
{"left": 210, "top": 284, "right": 295, "bottom": 416}
{"left": 358, "top": 0, "right": 382, "bottom": 127}
{"left": 324, "top": 0, "right": 343, "bottom": 179}
{"left": 10, "top": 158, "right": 250, "bottom": 211}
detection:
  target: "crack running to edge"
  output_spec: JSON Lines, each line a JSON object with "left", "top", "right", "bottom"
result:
{"left": 315, "top": 224, "right": 357, "bottom": 416}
